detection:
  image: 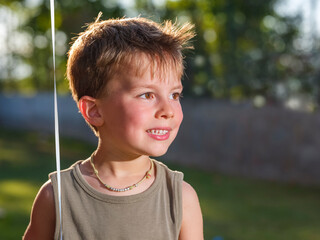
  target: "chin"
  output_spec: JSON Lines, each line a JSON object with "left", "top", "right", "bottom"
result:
{"left": 149, "top": 152, "right": 167, "bottom": 158}
{"left": 137, "top": 137, "right": 176, "bottom": 157}
{"left": 145, "top": 146, "right": 170, "bottom": 158}
{"left": 153, "top": 148, "right": 172, "bottom": 157}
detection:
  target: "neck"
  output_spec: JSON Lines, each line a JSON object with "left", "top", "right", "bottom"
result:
{"left": 90, "top": 155, "right": 153, "bottom": 192}
{"left": 92, "top": 141, "right": 150, "bottom": 178}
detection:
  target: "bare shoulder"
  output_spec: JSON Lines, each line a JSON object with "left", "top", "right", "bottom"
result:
{"left": 179, "top": 181, "right": 204, "bottom": 240}
{"left": 181, "top": 181, "right": 198, "bottom": 203}
{"left": 23, "top": 180, "right": 56, "bottom": 240}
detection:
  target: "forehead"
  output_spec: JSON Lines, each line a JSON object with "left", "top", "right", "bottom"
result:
{"left": 123, "top": 52, "right": 183, "bottom": 82}
{"left": 103, "top": 53, "right": 183, "bottom": 96}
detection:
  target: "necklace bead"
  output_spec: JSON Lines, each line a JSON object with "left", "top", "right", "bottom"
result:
{"left": 90, "top": 154, "right": 153, "bottom": 192}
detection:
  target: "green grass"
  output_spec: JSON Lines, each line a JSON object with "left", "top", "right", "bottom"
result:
{"left": 178, "top": 165, "right": 320, "bottom": 240}
{"left": 1, "top": 128, "right": 320, "bottom": 240}
{"left": 0, "top": 128, "right": 95, "bottom": 239}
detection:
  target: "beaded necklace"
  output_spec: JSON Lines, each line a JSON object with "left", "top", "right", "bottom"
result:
{"left": 89, "top": 155, "right": 153, "bottom": 192}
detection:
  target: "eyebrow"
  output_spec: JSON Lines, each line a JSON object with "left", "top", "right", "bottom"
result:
{"left": 131, "top": 83, "right": 183, "bottom": 91}
{"left": 172, "top": 85, "right": 183, "bottom": 91}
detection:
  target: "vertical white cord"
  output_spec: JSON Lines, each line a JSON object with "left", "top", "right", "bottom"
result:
{"left": 49, "top": 0, "right": 63, "bottom": 239}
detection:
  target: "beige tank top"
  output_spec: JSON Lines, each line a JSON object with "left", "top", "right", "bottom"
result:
{"left": 49, "top": 159, "right": 183, "bottom": 240}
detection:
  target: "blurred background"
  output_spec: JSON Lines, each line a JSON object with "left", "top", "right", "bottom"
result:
{"left": 0, "top": 0, "right": 320, "bottom": 239}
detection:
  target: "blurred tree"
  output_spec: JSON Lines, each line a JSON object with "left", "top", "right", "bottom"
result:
{"left": 161, "top": 0, "right": 305, "bottom": 102}
{"left": 0, "top": 0, "right": 124, "bottom": 94}
{"left": 1, "top": 0, "right": 319, "bottom": 107}
{"left": 25, "top": 0, "right": 124, "bottom": 93}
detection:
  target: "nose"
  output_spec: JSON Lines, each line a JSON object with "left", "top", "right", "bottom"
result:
{"left": 155, "top": 99, "right": 174, "bottom": 119}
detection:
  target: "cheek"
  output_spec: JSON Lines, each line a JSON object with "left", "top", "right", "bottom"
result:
{"left": 122, "top": 103, "right": 150, "bottom": 128}
{"left": 175, "top": 104, "right": 183, "bottom": 126}
{"left": 170, "top": 106, "right": 183, "bottom": 142}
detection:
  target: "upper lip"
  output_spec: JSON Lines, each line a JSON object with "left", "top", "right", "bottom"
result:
{"left": 146, "top": 127, "right": 172, "bottom": 131}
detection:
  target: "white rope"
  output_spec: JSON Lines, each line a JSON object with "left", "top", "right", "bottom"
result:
{"left": 49, "top": 0, "right": 63, "bottom": 239}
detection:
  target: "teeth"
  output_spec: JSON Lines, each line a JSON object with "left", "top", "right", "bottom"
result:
{"left": 147, "top": 129, "right": 168, "bottom": 135}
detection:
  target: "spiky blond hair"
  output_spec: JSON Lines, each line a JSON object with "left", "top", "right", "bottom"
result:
{"left": 67, "top": 14, "right": 195, "bottom": 102}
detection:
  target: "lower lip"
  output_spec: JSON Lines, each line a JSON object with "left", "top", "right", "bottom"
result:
{"left": 147, "top": 131, "right": 170, "bottom": 141}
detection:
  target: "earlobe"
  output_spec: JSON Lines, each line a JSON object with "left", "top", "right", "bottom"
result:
{"left": 78, "top": 96, "right": 104, "bottom": 127}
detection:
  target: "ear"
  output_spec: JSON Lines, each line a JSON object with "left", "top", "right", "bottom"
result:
{"left": 78, "top": 96, "right": 104, "bottom": 127}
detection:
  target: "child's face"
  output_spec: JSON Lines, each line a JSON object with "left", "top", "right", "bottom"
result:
{"left": 96, "top": 58, "right": 183, "bottom": 158}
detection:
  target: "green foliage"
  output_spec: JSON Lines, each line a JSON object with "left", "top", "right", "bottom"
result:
{"left": 0, "top": 0, "right": 124, "bottom": 94}
{"left": 162, "top": 0, "right": 307, "bottom": 100}
{"left": 1, "top": 0, "right": 320, "bottom": 104}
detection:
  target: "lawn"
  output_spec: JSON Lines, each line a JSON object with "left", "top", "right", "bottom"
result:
{"left": 0, "top": 128, "right": 320, "bottom": 240}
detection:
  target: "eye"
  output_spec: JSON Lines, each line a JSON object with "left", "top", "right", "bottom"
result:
{"left": 170, "top": 92, "right": 183, "bottom": 100}
{"left": 140, "top": 92, "right": 155, "bottom": 100}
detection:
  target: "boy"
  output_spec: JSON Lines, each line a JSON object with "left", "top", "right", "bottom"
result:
{"left": 24, "top": 15, "right": 203, "bottom": 240}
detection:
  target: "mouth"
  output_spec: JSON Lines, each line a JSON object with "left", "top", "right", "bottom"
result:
{"left": 146, "top": 128, "right": 171, "bottom": 140}
{"left": 146, "top": 129, "right": 169, "bottom": 135}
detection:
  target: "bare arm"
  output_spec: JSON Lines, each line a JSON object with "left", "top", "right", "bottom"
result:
{"left": 179, "top": 181, "right": 203, "bottom": 240}
{"left": 23, "top": 180, "right": 56, "bottom": 240}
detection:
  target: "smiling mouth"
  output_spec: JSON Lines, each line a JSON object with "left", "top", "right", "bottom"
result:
{"left": 146, "top": 129, "right": 169, "bottom": 135}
